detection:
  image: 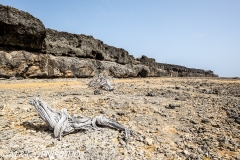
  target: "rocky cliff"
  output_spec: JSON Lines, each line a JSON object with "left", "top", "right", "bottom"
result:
{"left": 0, "top": 4, "right": 45, "bottom": 51}
{"left": 0, "top": 4, "right": 218, "bottom": 78}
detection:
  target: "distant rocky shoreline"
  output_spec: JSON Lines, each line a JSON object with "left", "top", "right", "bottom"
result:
{"left": 0, "top": 4, "right": 218, "bottom": 79}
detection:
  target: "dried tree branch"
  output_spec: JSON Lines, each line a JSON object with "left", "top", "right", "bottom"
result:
{"left": 29, "top": 97, "right": 135, "bottom": 141}
{"left": 88, "top": 74, "right": 114, "bottom": 91}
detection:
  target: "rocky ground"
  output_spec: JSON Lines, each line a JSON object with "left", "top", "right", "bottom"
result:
{"left": 0, "top": 77, "right": 239, "bottom": 160}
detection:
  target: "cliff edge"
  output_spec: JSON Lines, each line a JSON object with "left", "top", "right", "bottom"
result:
{"left": 0, "top": 4, "right": 218, "bottom": 78}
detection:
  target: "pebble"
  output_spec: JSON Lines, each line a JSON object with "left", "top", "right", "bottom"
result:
{"left": 144, "top": 137, "right": 153, "bottom": 146}
{"left": 166, "top": 103, "right": 180, "bottom": 109}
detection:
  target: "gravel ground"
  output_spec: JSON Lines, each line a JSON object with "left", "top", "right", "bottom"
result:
{"left": 0, "top": 77, "right": 239, "bottom": 160}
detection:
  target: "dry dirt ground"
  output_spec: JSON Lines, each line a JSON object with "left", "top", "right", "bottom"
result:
{"left": 0, "top": 77, "right": 239, "bottom": 160}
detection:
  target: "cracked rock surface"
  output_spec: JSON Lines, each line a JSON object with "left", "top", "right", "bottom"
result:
{"left": 0, "top": 77, "right": 239, "bottom": 159}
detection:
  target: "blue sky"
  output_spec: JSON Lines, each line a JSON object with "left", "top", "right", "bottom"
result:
{"left": 1, "top": 0, "right": 240, "bottom": 77}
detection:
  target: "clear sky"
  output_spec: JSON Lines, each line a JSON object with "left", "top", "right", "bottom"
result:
{"left": 1, "top": 0, "right": 240, "bottom": 77}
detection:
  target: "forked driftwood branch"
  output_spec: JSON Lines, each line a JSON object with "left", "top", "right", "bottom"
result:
{"left": 29, "top": 97, "right": 135, "bottom": 141}
{"left": 88, "top": 74, "right": 114, "bottom": 91}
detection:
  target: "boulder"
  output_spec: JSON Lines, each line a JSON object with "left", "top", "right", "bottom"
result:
{"left": 0, "top": 4, "right": 46, "bottom": 51}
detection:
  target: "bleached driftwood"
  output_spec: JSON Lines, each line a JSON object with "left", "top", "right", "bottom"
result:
{"left": 29, "top": 97, "right": 134, "bottom": 141}
{"left": 88, "top": 74, "right": 114, "bottom": 91}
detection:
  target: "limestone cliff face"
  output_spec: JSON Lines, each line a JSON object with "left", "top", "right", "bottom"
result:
{"left": 139, "top": 56, "right": 217, "bottom": 77}
{"left": 45, "top": 29, "right": 135, "bottom": 65}
{"left": 0, "top": 4, "right": 218, "bottom": 78}
{"left": 0, "top": 49, "right": 148, "bottom": 78}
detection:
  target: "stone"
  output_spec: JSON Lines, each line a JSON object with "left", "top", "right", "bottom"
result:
{"left": 144, "top": 137, "right": 153, "bottom": 146}
{"left": 146, "top": 91, "right": 156, "bottom": 97}
{"left": 175, "top": 86, "right": 180, "bottom": 89}
{"left": 94, "top": 89, "right": 101, "bottom": 95}
{"left": 166, "top": 103, "right": 180, "bottom": 109}
{"left": 0, "top": 104, "right": 4, "bottom": 110}
{"left": 201, "top": 118, "right": 210, "bottom": 124}
{"left": 174, "top": 97, "right": 180, "bottom": 100}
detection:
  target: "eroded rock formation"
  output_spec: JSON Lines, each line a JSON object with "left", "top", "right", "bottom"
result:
{"left": 45, "top": 29, "right": 135, "bottom": 65}
{"left": 0, "top": 4, "right": 218, "bottom": 78}
{"left": 0, "top": 49, "right": 151, "bottom": 78}
{"left": 139, "top": 55, "right": 217, "bottom": 77}
{"left": 0, "top": 4, "right": 46, "bottom": 51}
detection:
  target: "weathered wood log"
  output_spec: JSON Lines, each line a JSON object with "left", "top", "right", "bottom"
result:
{"left": 88, "top": 74, "right": 114, "bottom": 91}
{"left": 29, "top": 97, "right": 135, "bottom": 141}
